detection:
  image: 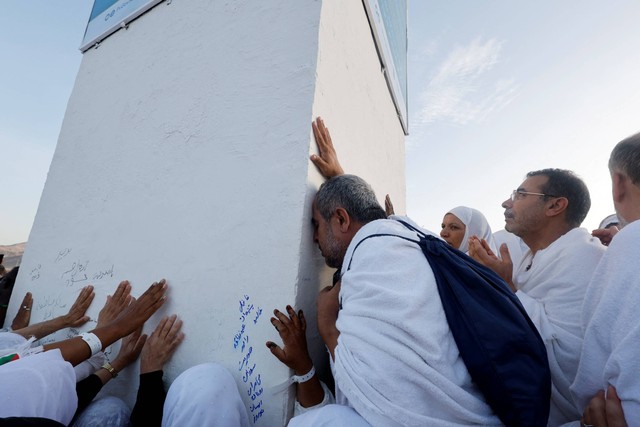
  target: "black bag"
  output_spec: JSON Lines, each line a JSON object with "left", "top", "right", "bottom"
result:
{"left": 392, "top": 220, "right": 551, "bottom": 426}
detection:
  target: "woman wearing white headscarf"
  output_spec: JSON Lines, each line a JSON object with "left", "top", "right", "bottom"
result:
{"left": 441, "top": 206, "right": 498, "bottom": 255}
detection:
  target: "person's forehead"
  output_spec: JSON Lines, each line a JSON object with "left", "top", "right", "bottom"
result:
{"left": 443, "top": 213, "right": 463, "bottom": 225}
{"left": 519, "top": 175, "right": 548, "bottom": 191}
{"left": 311, "top": 200, "right": 321, "bottom": 219}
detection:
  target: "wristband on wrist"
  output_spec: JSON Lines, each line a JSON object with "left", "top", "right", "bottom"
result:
{"left": 102, "top": 362, "right": 118, "bottom": 378}
{"left": 291, "top": 366, "right": 315, "bottom": 384}
{"left": 79, "top": 332, "right": 103, "bottom": 357}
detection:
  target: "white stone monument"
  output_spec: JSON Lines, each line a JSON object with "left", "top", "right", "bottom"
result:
{"left": 8, "top": 1, "right": 406, "bottom": 425}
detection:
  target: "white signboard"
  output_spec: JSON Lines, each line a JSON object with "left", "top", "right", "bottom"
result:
{"left": 363, "top": 0, "right": 408, "bottom": 134}
{"left": 80, "top": 0, "right": 164, "bottom": 52}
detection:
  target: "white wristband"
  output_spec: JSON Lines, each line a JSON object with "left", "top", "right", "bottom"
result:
{"left": 291, "top": 366, "right": 315, "bottom": 384}
{"left": 79, "top": 332, "right": 103, "bottom": 356}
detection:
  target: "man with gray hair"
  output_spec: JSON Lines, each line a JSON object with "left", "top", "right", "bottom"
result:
{"left": 570, "top": 132, "right": 640, "bottom": 426}
{"left": 285, "top": 174, "right": 502, "bottom": 426}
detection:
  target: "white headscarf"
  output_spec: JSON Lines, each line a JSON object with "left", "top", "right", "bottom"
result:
{"left": 0, "top": 342, "right": 77, "bottom": 425}
{"left": 163, "top": 363, "right": 250, "bottom": 427}
{"left": 447, "top": 206, "right": 498, "bottom": 255}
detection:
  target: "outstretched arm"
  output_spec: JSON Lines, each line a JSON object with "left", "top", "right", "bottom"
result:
{"left": 131, "top": 314, "right": 184, "bottom": 427}
{"left": 42, "top": 279, "right": 167, "bottom": 366}
{"left": 13, "top": 285, "right": 95, "bottom": 339}
{"left": 310, "top": 117, "right": 344, "bottom": 178}
{"left": 267, "top": 305, "right": 325, "bottom": 408}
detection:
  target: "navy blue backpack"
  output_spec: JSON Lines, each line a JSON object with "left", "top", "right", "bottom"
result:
{"left": 397, "top": 220, "right": 551, "bottom": 426}
{"left": 347, "top": 220, "right": 551, "bottom": 426}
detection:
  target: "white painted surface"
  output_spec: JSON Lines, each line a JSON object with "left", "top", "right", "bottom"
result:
{"left": 9, "top": 0, "right": 404, "bottom": 425}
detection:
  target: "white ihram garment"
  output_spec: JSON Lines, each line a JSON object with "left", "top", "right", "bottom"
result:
{"left": 513, "top": 227, "right": 605, "bottom": 426}
{"left": 327, "top": 219, "right": 500, "bottom": 427}
{"left": 570, "top": 219, "right": 640, "bottom": 421}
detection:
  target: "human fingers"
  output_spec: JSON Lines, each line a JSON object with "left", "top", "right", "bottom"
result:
{"left": 606, "top": 386, "right": 627, "bottom": 427}
{"left": 286, "top": 305, "right": 300, "bottom": 329}
{"left": 298, "top": 310, "right": 307, "bottom": 331}
{"left": 125, "top": 325, "right": 143, "bottom": 349}
{"left": 499, "top": 244, "right": 512, "bottom": 263}
{"left": 312, "top": 120, "right": 324, "bottom": 150}
{"left": 479, "top": 239, "right": 497, "bottom": 258}
{"left": 137, "top": 279, "right": 168, "bottom": 317}
{"left": 469, "top": 239, "right": 490, "bottom": 262}
{"left": 162, "top": 315, "right": 182, "bottom": 342}
{"left": 273, "top": 309, "right": 293, "bottom": 328}
{"left": 584, "top": 390, "right": 607, "bottom": 427}
{"left": 134, "top": 334, "right": 148, "bottom": 354}
{"left": 317, "top": 117, "right": 331, "bottom": 144}
{"left": 385, "top": 194, "right": 395, "bottom": 216}
{"left": 154, "top": 315, "right": 172, "bottom": 340}
{"left": 270, "top": 315, "right": 286, "bottom": 334}
{"left": 112, "top": 281, "right": 132, "bottom": 307}
{"left": 74, "top": 285, "right": 95, "bottom": 310}
{"left": 112, "top": 280, "right": 130, "bottom": 301}
{"left": 21, "top": 292, "right": 33, "bottom": 308}
{"left": 266, "top": 341, "right": 287, "bottom": 364}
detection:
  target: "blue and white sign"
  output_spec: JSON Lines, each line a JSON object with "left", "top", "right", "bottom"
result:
{"left": 80, "top": 0, "right": 164, "bottom": 52}
{"left": 363, "top": 0, "right": 408, "bottom": 134}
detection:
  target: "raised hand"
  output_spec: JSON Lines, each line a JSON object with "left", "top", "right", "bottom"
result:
{"left": 140, "top": 314, "right": 184, "bottom": 374}
{"left": 114, "top": 279, "right": 168, "bottom": 337}
{"left": 11, "top": 292, "right": 33, "bottom": 330}
{"left": 310, "top": 117, "right": 344, "bottom": 178}
{"left": 266, "top": 305, "right": 313, "bottom": 375}
{"left": 97, "top": 280, "right": 132, "bottom": 328}
{"left": 62, "top": 285, "right": 95, "bottom": 328}
{"left": 469, "top": 237, "right": 515, "bottom": 291}
{"left": 385, "top": 194, "right": 395, "bottom": 217}
{"left": 111, "top": 326, "right": 147, "bottom": 372}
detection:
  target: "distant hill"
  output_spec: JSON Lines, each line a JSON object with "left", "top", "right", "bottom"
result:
{"left": 0, "top": 242, "right": 26, "bottom": 269}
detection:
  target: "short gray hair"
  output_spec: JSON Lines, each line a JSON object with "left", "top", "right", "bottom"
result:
{"left": 609, "top": 132, "right": 640, "bottom": 185}
{"left": 315, "top": 175, "right": 386, "bottom": 224}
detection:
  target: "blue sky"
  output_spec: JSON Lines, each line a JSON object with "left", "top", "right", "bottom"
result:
{"left": 2, "top": 1, "right": 640, "bottom": 244}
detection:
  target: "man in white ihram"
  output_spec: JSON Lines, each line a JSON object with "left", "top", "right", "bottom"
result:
{"left": 568, "top": 132, "right": 640, "bottom": 427}
{"left": 288, "top": 174, "right": 501, "bottom": 426}
{"left": 469, "top": 168, "right": 606, "bottom": 425}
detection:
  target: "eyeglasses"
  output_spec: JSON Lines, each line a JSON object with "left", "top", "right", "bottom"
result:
{"left": 510, "top": 190, "right": 558, "bottom": 202}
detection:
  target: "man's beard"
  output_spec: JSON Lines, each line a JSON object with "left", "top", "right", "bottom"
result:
{"left": 323, "top": 228, "right": 344, "bottom": 269}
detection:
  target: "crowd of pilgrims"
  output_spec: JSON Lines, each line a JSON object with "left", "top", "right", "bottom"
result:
{"left": 0, "top": 118, "right": 637, "bottom": 427}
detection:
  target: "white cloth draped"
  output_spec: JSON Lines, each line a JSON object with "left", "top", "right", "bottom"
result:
{"left": 493, "top": 229, "right": 529, "bottom": 269}
{"left": 332, "top": 219, "right": 501, "bottom": 427}
{"left": 448, "top": 206, "right": 498, "bottom": 254}
{"left": 513, "top": 227, "right": 605, "bottom": 426}
{"left": 570, "top": 219, "right": 640, "bottom": 420}
{"left": 163, "top": 363, "right": 250, "bottom": 427}
{"left": 0, "top": 347, "right": 78, "bottom": 424}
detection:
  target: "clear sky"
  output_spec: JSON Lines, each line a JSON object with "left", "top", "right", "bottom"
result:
{"left": 1, "top": 1, "right": 640, "bottom": 245}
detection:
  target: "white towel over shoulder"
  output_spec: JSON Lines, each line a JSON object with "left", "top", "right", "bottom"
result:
{"left": 333, "top": 219, "right": 500, "bottom": 427}
{"left": 514, "top": 227, "right": 605, "bottom": 425}
{"left": 571, "top": 219, "right": 640, "bottom": 420}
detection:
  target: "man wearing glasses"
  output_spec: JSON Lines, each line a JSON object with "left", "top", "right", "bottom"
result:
{"left": 470, "top": 168, "right": 606, "bottom": 426}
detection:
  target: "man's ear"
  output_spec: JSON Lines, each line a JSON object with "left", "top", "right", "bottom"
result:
{"left": 545, "top": 196, "right": 569, "bottom": 218}
{"left": 334, "top": 207, "right": 351, "bottom": 232}
{"left": 612, "top": 171, "right": 627, "bottom": 204}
